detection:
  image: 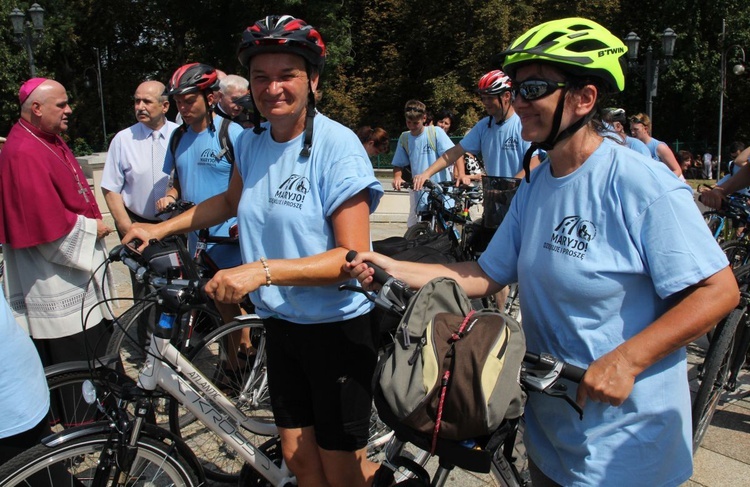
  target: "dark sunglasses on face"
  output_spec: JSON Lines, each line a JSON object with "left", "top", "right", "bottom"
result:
{"left": 512, "top": 79, "right": 568, "bottom": 101}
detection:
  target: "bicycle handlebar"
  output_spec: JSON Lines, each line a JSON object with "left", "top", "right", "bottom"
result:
{"left": 155, "top": 199, "right": 195, "bottom": 218}
{"left": 110, "top": 243, "right": 211, "bottom": 307}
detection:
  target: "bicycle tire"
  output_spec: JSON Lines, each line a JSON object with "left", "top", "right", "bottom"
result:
{"left": 168, "top": 318, "right": 272, "bottom": 483}
{"left": 46, "top": 365, "right": 135, "bottom": 434}
{"left": 720, "top": 239, "right": 750, "bottom": 270}
{"left": 404, "top": 222, "right": 434, "bottom": 240}
{"left": 691, "top": 306, "right": 744, "bottom": 452}
{"left": 0, "top": 431, "right": 199, "bottom": 486}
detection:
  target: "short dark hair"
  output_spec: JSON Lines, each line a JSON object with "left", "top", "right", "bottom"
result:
{"left": 729, "top": 141, "right": 746, "bottom": 154}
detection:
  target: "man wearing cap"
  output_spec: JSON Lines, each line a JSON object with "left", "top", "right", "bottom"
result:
{"left": 0, "top": 78, "right": 114, "bottom": 367}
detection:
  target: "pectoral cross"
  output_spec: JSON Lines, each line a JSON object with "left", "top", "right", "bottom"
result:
{"left": 77, "top": 182, "right": 90, "bottom": 203}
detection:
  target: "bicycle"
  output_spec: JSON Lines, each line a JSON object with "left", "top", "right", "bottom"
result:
{"left": 342, "top": 251, "right": 586, "bottom": 487}
{"left": 700, "top": 191, "right": 750, "bottom": 245}
{"left": 0, "top": 244, "right": 291, "bottom": 486}
{"left": 107, "top": 200, "right": 251, "bottom": 385}
{"left": 403, "top": 180, "right": 482, "bottom": 246}
{"left": 692, "top": 262, "right": 750, "bottom": 452}
{"left": 31, "top": 243, "right": 402, "bottom": 484}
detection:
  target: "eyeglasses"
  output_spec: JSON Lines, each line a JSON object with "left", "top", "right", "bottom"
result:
{"left": 512, "top": 79, "right": 568, "bottom": 101}
{"left": 405, "top": 107, "right": 425, "bottom": 114}
{"left": 629, "top": 117, "right": 645, "bottom": 125}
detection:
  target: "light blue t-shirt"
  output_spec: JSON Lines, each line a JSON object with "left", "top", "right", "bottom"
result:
{"left": 478, "top": 139, "right": 727, "bottom": 486}
{"left": 391, "top": 125, "right": 454, "bottom": 178}
{"left": 163, "top": 118, "right": 244, "bottom": 268}
{"left": 459, "top": 113, "right": 530, "bottom": 177}
{"left": 625, "top": 135, "right": 651, "bottom": 157}
{"left": 0, "top": 292, "right": 49, "bottom": 439}
{"left": 392, "top": 126, "right": 454, "bottom": 212}
{"left": 235, "top": 114, "right": 383, "bottom": 323}
{"left": 645, "top": 137, "right": 664, "bottom": 162}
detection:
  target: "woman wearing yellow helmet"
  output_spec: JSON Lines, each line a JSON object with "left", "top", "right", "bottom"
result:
{"left": 349, "top": 18, "right": 737, "bottom": 486}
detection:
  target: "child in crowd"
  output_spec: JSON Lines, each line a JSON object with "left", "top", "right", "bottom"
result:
{"left": 391, "top": 100, "right": 454, "bottom": 227}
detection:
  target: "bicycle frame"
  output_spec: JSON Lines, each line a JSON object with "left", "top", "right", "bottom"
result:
{"left": 138, "top": 314, "right": 293, "bottom": 486}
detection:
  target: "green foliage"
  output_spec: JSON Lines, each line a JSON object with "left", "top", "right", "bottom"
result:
{"left": 70, "top": 137, "right": 94, "bottom": 157}
{"left": 0, "top": 0, "right": 747, "bottom": 159}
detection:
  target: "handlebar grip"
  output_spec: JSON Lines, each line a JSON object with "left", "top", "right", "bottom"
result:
{"left": 524, "top": 351, "right": 587, "bottom": 383}
{"left": 345, "top": 250, "right": 392, "bottom": 286}
{"left": 561, "top": 363, "right": 587, "bottom": 383}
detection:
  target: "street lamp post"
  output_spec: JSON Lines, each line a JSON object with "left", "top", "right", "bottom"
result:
{"left": 716, "top": 18, "right": 747, "bottom": 182}
{"left": 8, "top": 3, "right": 45, "bottom": 78}
{"left": 624, "top": 28, "right": 677, "bottom": 120}
{"left": 84, "top": 48, "right": 107, "bottom": 150}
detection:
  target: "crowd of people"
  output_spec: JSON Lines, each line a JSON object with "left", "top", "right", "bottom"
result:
{"left": 0, "top": 12, "right": 744, "bottom": 487}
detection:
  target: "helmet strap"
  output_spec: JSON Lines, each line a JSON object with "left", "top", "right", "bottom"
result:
{"left": 300, "top": 76, "right": 316, "bottom": 157}
{"left": 250, "top": 96, "right": 266, "bottom": 135}
{"left": 522, "top": 88, "right": 594, "bottom": 181}
{"left": 494, "top": 92, "right": 512, "bottom": 127}
{"left": 203, "top": 92, "right": 216, "bottom": 132}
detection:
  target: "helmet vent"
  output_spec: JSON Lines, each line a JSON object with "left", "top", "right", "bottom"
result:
{"left": 568, "top": 39, "right": 609, "bottom": 53}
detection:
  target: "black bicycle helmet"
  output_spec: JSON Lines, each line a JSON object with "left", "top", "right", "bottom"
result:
{"left": 165, "top": 63, "right": 220, "bottom": 96}
{"left": 237, "top": 15, "right": 326, "bottom": 74}
{"left": 165, "top": 63, "right": 220, "bottom": 133}
{"left": 236, "top": 15, "right": 326, "bottom": 156}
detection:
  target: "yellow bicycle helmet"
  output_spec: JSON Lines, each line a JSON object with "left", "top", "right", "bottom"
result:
{"left": 501, "top": 17, "right": 627, "bottom": 93}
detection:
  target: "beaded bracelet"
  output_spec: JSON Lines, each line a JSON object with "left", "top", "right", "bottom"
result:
{"left": 259, "top": 257, "right": 272, "bottom": 287}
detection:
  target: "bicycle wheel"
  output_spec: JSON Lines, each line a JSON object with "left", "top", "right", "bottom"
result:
{"left": 169, "top": 318, "right": 271, "bottom": 482}
{"left": 702, "top": 211, "right": 726, "bottom": 243}
{"left": 46, "top": 364, "right": 134, "bottom": 434}
{"left": 721, "top": 239, "right": 750, "bottom": 270}
{"left": 404, "top": 221, "right": 434, "bottom": 240}
{"left": 106, "top": 300, "right": 223, "bottom": 383}
{"left": 692, "top": 306, "right": 744, "bottom": 452}
{"left": 0, "top": 432, "right": 199, "bottom": 486}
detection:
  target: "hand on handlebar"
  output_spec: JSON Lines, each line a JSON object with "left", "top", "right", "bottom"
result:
{"left": 122, "top": 222, "right": 161, "bottom": 252}
{"left": 575, "top": 347, "right": 636, "bottom": 408}
{"left": 392, "top": 175, "right": 405, "bottom": 191}
{"left": 699, "top": 186, "right": 725, "bottom": 210}
{"left": 345, "top": 251, "right": 397, "bottom": 292}
{"left": 412, "top": 173, "right": 429, "bottom": 191}
{"left": 204, "top": 263, "right": 264, "bottom": 304}
{"left": 156, "top": 196, "right": 175, "bottom": 213}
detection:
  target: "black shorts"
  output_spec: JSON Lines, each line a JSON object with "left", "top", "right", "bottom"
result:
{"left": 264, "top": 313, "right": 378, "bottom": 451}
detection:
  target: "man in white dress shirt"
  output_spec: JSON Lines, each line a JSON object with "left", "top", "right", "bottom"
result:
{"left": 102, "top": 80, "right": 179, "bottom": 235}
{"left": 101, "top": 81, "right": 178, "bottom": 311}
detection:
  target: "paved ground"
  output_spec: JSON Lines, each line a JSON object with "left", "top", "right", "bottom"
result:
{"left": 101, "top": 206, "right": 750, "bottom": 486}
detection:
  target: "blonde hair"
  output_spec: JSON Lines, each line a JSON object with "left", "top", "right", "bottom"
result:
{"left": 630, "top": 112, "right": 652, "bottom": 135}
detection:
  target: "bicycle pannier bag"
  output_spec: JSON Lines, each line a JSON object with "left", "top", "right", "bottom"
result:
{"left": 377, "top": 277, "right": 525, "bottom": 449}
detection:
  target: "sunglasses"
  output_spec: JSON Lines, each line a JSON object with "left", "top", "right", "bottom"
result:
{"left": 512, "top": 79, "right": 568, "bottom": 101}
{"left": 629, "top": 117, "right": 645, "bottom": 125}
{"left": 405, "top": 107, "right": 425, "bottom": 114}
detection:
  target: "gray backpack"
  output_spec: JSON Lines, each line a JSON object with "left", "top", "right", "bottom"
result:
{"left": 378, "top": 277, "right": 526, "bottom": 451}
